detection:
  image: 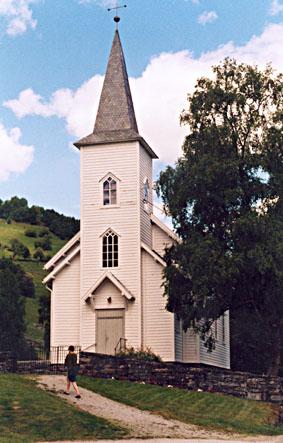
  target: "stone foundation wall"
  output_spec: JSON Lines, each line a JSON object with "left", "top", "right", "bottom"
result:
{"left": 79, "top": 351, "right": 283, "bottom": 408}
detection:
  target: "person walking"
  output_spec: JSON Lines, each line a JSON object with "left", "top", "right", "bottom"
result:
{"left": 64, "top": 345, "right": 81, "bottom": 399}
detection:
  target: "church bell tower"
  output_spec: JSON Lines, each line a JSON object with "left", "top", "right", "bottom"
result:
{"left": 74, "top": 27, "right": 158, "bottom": 351}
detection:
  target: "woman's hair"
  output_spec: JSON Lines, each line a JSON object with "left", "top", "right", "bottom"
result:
{"left": 68, "top": 345, "right": 75, "bottom": 352}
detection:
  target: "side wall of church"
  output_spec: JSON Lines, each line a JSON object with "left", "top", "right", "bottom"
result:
{"left": 182, "top": 329, "right": 199, "bottom": 363}
{"left": 141, "top": 250, "right": 175, "bottom": 361}
{"left": 50, "top": 254, "right": 80, "bottom": 347}
{"left": 80, "top": 141, "right": 141, "bottom": 350}
{"left": 199, "top": 312, "right": 230, "bottom": 369}
{"left": 174, "top": 316, "right": 183, "bottom": 361}
{"left": 152, "top": 224, "right": 173, "bottom": 256}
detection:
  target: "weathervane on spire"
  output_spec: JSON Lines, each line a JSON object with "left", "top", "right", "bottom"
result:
{"left": 107, "top": 1, "right": 127, "bottom": 28}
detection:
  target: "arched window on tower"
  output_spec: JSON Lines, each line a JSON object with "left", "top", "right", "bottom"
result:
{"left": 103, "top": 176, "right": 117, "bottom": 206}
{"left": 102, "top": 229, "right": 119, "bottom": 268}
{"left": 143, "top": 178, "right": 150, "bottom": 212}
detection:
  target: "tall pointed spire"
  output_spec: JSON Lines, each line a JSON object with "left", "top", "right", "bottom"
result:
{"left": 94, "top": 30, "right": 138, "bottom": 137}
{"left": 75, "top": 30, "right": 157, "bottom": 158}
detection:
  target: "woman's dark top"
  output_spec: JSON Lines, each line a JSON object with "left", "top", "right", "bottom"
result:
{"left": 65, "top": 353, "right": 78, "bottom": 382}
{"left": 65, "top": 353, "right": 77, "bottom": 369}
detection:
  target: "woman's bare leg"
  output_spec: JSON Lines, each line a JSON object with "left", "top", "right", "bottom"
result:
{"left": 64, "top": 378, "right": 71, "bottom": 394}
{"left": 72, "top": 381, "right": 80, "bottom": 396}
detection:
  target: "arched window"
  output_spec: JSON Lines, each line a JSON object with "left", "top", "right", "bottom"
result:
{"left": 143, "top": 178, "right": 149, "bottom": 202}
{"left": 103, "top": 177, "right": 117, "bottom": 206}
{"left": 143, "top": 178, "right": 150, "bottom": 211}
{"left": 102, "top": 229, "right": 118, "bottom": 268}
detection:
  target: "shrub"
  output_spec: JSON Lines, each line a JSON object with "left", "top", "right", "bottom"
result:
{"left": 33, "top": 248, "right": 44, "bottom": 261}
{"left": 10, "top": 239, "right": 30, "bottom": 260}
{"left": 116, "top": 347, "right": 162, "bottom": 362}
{"left": 34, "top": 236, "right": 52, "bottom": 251}
{"left": 38, "top": 228, "right": 49, "bottom": 237}
{"left": 25, "top": 229, "right": 37, "bottom": 238}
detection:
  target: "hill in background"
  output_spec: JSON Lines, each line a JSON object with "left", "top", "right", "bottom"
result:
{"left": 0, "top": 196, "right": 79, "bottom": 347}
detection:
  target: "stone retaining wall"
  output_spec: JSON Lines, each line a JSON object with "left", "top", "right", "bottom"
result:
{"left": 2, "top": 350, "right": 283, "bottom": 420}
{"left": 79, "top": 351, "right": 283, "bottom": 410}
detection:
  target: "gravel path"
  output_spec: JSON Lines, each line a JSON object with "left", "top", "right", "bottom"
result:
{"left": 37, "top": 440, "right": 283, "bottom": 443}
{"left": 37, "top": 375, "right": 282, "bottom": 442}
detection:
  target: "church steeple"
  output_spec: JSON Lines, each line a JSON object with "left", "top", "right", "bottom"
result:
{"left": 94, "top": 29, "right": 138, "bottom": 137}
{"left": 74, "top": 30, "right": 157, "bottom": 158}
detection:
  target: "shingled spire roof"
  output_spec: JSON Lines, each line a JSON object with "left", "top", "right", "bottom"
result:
{"left": 74, "top": 30, "right": 157, "bottom": 158}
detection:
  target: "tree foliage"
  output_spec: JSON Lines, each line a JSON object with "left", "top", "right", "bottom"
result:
{"left": 0, "top": 196, "right": 79, "bottom": 240}
{"left": 0, "top": 259, "right": 31, "bottom": 352}
{"left": 156, "top": 59, "right": 283, "bottom": 375}
{"left": 0, "top": 259, "right": 35, "bottom": 299}
{"left": 10, "top": 239, "right": 30, "bottom": 260}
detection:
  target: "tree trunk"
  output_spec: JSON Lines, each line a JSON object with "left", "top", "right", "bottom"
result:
{"left": 267, "top": 326, "right": 282, "bottom": 376}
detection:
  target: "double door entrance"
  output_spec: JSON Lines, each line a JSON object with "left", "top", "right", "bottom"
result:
{"left": 96, "top": 309, "right": 125, "bottom": 355}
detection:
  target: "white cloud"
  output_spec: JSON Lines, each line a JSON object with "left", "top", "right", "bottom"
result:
{"left": 5, "top": 77, "right": 104, "bottom": 138}
{"left": 198, "top": 10, "right": 218, "bottom": 25}
{"left": 0, "top": 0, "right": 37, "bottom": 36}
{"left": 0, "top": 123, "right": 34, "bottom": 181}
{"left": 270, "top": 0, "right": 283, "bottom": 15}
{"left": 4, "top": 22, "right": 283, "bottom": 164}
{"left": 78, "top": 0, "right": 116, "bottom": 7}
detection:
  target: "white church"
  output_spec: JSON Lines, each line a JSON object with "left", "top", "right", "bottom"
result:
{"left": 44, "top": 28, "right": 230, "bottom": 369}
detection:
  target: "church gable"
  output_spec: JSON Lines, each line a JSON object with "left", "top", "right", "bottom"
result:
{"left": 43, "top": 243, "right": 80, "bottom": 285}
{"left": 44, "top": 231, "right": 80, "bottom": 271}
{"left": 83, "top": 271, "right": 135, "bottom": 303}
{"left": 90, "top": 279, "right": 126, "bottom": 310}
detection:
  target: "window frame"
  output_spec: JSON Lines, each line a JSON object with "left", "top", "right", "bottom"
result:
{"left": 99, "top": 172, "right": 120, "bottom": 209}
{"left": 143, "top": 177, "right": 150, "bottom": 213}
{"left": 101, "top": 228, "right": 119, "bottom": 269}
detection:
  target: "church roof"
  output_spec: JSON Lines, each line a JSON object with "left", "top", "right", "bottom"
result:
{"left": 74, "top": 30, "right": 158, "bottom": 159}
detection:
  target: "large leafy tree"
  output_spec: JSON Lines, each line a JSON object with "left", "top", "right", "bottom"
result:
{"left": 0, "top": 259, "right": 27, "bottom": 353}
{"left": 157, "top": 59, "right": 283, "bottom": 375}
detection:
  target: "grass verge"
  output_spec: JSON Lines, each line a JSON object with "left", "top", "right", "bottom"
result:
{"left": 0, "top": 374, "right": 127, "bottom": 443}
{"left": 19, "top": 260, "right": 48, "bottom": 343}
{"left": 79, "top": 376, "right": 283, "bottom": 435}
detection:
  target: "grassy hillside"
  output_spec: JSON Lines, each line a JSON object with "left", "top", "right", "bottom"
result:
{"left": 0, "top": 219, "right": 66, "bottom": 344}
{"left": 0, "top": 375, "right": 126, "bottom": 442}
{"left": 0, "top": 218, "right": 65, "bottom": 257}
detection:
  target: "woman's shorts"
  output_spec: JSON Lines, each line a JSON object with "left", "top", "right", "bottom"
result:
{"left": 68, "top": 370, "right": 77, "bottom": 382}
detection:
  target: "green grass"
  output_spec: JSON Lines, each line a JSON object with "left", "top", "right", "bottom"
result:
{"left": 0, "top": 218, "right": 65, "bottom": 257}
{"left": 79, "top": 376, "right": 283, "bottom": 435}
{"left": 19, "top": 261, "right": 49, "bottom": 343}
{"left": 0, "top": 374, "right": 127, "bottom": 443}
{"left": 0, "top": 219, "right": 67, "bottom": 344}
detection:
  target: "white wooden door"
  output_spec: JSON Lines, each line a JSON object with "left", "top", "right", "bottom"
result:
{"left": 96, "top": 309, "right": 125, "bottom": 355}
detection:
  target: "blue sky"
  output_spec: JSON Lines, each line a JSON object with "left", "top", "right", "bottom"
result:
{"left": 1, "top": 0, "right": 283, "bottom": 218}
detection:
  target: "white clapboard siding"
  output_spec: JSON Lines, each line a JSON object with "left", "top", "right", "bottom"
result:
{"left": 182, "top": 328, "right": 199, "bottom": 363}
{"left": 80, "top": 141, "right": 141, "bottom": 350}
{"left": 199, "top": 312, "right": 230, "bottom": 369}
{"left": 139, "top": 145, "right": 153, "bottom": 247}
{"left": 174, "top": 315, "right": 183, "bottom": 361}
{"left": 51, "top": 254, "right": 80, "bottom": 347}
{"left": 152, "top": 224, "right": 173, "bottom": 257}
{"left": 142, "top": 250, "right": 174, "bottom": 361}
